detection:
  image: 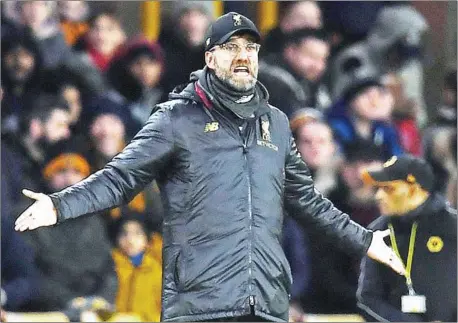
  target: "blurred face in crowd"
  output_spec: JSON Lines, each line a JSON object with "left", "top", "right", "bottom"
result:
{"left": 179, "top": 9, "right": 210, "bottom": 47}
{"left": 128, "top": 55, "right": 163, "bottom": 89}
{"left": 31, "top": 108, "right": 71, "bottom": 144}
{"left": 375, "top": 181, "right": 426, "bottom": 216}
{"left": 90, "top": 114, "right": 125, "bottom": 159}
{"left": 280, "top": 0, "right": 322, "bottom": 32}
{"left": 60, "top": 85, "right": 82, "bottom": 125}
{"left": 351, "top": 85, "right": 394, "bottom": 121}
{"left": 58, "top": 0, "right": 89, "bottom": 22}
{"left": 20, "top": 1, "right": 52, "bottom": 29}
{"left": 342, "top": 160, "right": 383, "bottom": 191}
{"left": 285, "top": 37, "right": 329, "bottom": 83}
{"left": 296, "top": 122, "right": 335, "bottom": 170}
{"left": 3, "top": 46, "right": 36, "bottom": 84}
{"left": 443, "top": 87, "right": 457, "bottom": 107}
{"left": 205, "top": 34, "right": 260, "bottom": 91}
{"left": 49, "top": 166, "right": 86, "bottom": 191}
{"left": 118, "top": 220, "right": 148, "bottom": 257}
{"left": 88, "top": 14, "right": 126, "bottom": 55}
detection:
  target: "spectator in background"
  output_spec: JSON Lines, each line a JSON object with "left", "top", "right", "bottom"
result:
{"left": 321, "top": 1, "right": 393, "bottom": 53}
{"left": 58, "top": 0, "right": 90, "bottom": 46}
{"left": 159, "top": 3, "right": 211, "bottom": 94}
{"left": 112, "top": 213, "right": 163, "bottom": 322}
{"left": 2, "top": 95, "right": 71, "bottom": 217}
{"left": 384, "top": 73, "right": 423, "bottom": 156}
{"left": 331, "top": 4, "right": 429, "bottom": 126}
{"left": 73, "top": 7, "right": 126, "bottom": 72}
{"left": 106, "top": 36, "right": 166, "bottom": 125}
{"left": 358, "top": 155, "right": 457, "bottom": 322}
{"left": 17, "top": 0, "right": 73, "bottom": 70}
{"left": 424, "top": 70, "right": 457, "bottom": 195}
{"left": 328, "top": 141, "right": 384, "bottom": 228}
{"left": 1, "top": 214, "right": 40, "bottom": 312}
{"left": 258, "top": 28, "right": 332, "bottom": 117}
{"left": 291, "top": 109, "right": 339, "bottom": 196}
{"left": 283, "top": 109, "right": 339, "bottom": 320}
{"left": 1, "top": 31, "right": 43, "bottom": 137}
{"left": 22, "top": 137, "right": 117, "bottom": 312}
{"left": 40, "top": 65, "right": 95, "bottom": 136}
{"left": 328, "top": 60, "right": 403, "bottom": 159}
{"left": 299, "top": 141, "right": 383, "bottom": 315}
{"left": 261, "top": 0, "right": 322, "bottom": 57}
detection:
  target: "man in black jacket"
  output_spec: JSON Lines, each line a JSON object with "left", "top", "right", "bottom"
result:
{"left": 358, "top": 155, "right": 457, "bottom": 322}
{"left": 15, "top": 12, "right": 405, "bottom": 322}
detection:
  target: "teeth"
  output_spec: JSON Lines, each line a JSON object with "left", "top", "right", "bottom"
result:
{"left": 235, "top": 67, "right": 248, "bottom": 72}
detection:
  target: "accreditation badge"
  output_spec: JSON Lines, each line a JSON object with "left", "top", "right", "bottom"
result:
{"left": 401, "top": 294, "right": 426, "bottom": 313}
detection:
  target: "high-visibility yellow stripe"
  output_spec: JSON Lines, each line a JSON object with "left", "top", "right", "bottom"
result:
{"left": 213, "top": 1, "right": 224, "bottom": 19}
{"left": 258, "top": 1, "right": 278, "bottom": 35}
{"left": 141, "top": 1, "right": 161, "bottom": 41}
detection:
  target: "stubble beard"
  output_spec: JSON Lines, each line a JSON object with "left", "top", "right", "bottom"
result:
{"left": 214, "top": 60, "right": 258, "bottom": 91}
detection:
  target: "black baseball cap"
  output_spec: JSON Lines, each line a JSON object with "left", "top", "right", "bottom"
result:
{"left": 204, "top": 12, "right": 261, "bottom": 51}
{"left": 361, "top": 155, "right": 435, "bottom": 192}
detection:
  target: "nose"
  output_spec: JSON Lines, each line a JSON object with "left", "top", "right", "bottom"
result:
{"left": 237, "top": 47, "right": 249, "bottom": 60}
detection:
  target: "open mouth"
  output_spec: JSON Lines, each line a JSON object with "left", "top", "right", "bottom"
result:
{"left": 233, "top": 66, "right": 250, "bottom": 76}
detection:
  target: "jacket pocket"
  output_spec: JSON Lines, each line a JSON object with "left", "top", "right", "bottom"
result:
{"left": 173, "top": 250, "right": 186, "bottom": 291}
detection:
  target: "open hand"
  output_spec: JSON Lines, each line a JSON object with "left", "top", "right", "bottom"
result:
{"left": 14, "top": 189, "right": 57, "bottom": 232}
{"left": 367, "top": 229, "right": 406, "bottom": 276}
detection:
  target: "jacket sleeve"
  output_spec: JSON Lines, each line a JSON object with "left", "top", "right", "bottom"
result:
{"left": 284, "top": 131, "right": 373, "bottom": 257}
{"left": 357, "top": 256, "right": 424, "bottom": 322}
{"left": 50, "top": 107, "right": 175, "bottom": 222}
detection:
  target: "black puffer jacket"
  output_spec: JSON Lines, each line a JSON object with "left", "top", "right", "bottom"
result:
{"left": 50, "top": 78, "right": 373, "bottom": 322}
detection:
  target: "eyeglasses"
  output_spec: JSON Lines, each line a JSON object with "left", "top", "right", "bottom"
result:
{"left": 211, "top": 42, "right": 261, "bottom": 55}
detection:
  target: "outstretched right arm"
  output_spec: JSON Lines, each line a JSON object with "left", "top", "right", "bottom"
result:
{"left": 15, "top": 107, "right": 175, "bottom": 230}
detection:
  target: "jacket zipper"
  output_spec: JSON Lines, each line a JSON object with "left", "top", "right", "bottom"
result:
{"left": 126, "top": 267, "right": 138, "bottom": 312}
{"left": 240, "top": 125, "right": 255, "bottom": 309}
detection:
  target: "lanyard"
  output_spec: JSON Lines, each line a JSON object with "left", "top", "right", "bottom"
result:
{"left": 388, "top": 222, "right": 418, "bottom": 295}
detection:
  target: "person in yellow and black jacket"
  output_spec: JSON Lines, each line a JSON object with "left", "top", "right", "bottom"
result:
{"left": 358, "top": 154, "right": 457, "bottom": 322}
{"left": 111, "top": 211, "right": 163, "bottom": 322}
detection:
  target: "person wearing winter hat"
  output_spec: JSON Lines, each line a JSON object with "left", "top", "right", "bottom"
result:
{"left": 17, "top": 12, "right": 406, "bottom": 322}
{"left": 106, "top": 36, "right": 166, "bottom": 125}
{"left": 327, "top": 55, "right": 404, "bottom": 159}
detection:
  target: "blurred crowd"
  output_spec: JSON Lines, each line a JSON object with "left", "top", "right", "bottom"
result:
{"left": 1, "top": 1, "right": 456, "bottom": 321}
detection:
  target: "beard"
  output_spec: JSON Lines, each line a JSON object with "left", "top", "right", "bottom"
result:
{"left": 213, "top": 59, "right": 258, "bottom": 91}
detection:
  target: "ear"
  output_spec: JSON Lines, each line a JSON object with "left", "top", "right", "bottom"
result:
{"left": 408, "top": 183, "right": 423, "bottom": 197}
{"left": 205, "top": 51, "right": 215, "bottom": 69}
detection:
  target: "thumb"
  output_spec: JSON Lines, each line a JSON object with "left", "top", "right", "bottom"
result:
{"left": 22, "top": 189, "right": 41, "bottom": 200}
{"left": 379, "top": 229, "right": 391, "bottom": 238}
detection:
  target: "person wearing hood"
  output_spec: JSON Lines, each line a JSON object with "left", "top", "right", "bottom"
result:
{"left": 1, "top": 30, "right": 44, "bottom": 137}
{"left": 16, "top": 12, "right": 407, "bottom": 322}
{"left": 358, "top": 155, "right": 457, "bottom": 322}
{"left": 159, "top": 3, "right": 211, "bottom": 95}
{"left": 331, "top": 4, "right": 429, "bottom": 127}
{"left": 106, "top": 36, "right": 167, "bottom": 125}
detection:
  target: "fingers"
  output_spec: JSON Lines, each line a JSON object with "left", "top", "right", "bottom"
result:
{"left": 14, "top": 204, "right": 35, "bottom": 231}
{"left": 22, "top": 189, "right": 42, "bottom": 200}
{"left": 380, "top": 229, "right": 390, "bottom": 238}
{"left": 387, "top": 250, "right": 406, "bottom": 276}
